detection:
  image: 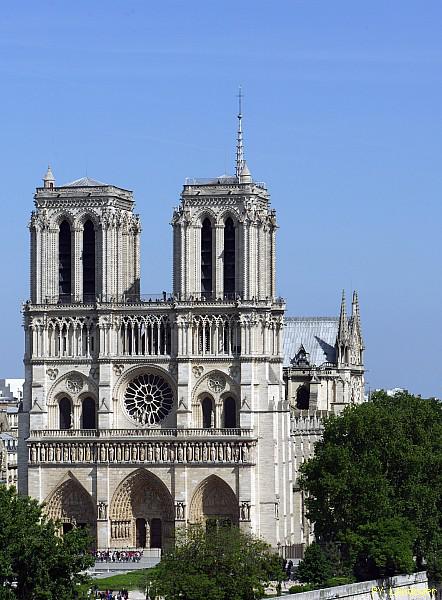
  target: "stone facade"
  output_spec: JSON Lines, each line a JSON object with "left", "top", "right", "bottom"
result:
{"left": 19, "top": 132, "right": 364, "bottom": 551}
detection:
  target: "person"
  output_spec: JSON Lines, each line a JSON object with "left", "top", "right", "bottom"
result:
{"left": 286, "top": 559, "right": 293, "bottom": 579}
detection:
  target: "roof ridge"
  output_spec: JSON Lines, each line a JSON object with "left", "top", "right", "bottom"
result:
{"left": 285, "top": 316, "right": 339, "bottom": 322}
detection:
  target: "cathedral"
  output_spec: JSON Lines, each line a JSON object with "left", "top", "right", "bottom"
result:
{"left": 18, "top": 107, "right": 364, "bottom": 554}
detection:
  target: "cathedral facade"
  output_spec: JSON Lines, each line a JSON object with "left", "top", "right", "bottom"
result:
{"left": 18, "top": 115, "right": 364, "bottom": 552}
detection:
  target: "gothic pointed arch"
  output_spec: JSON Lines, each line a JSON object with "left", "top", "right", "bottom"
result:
{"left": 189, "top": 475, "right": 239, "bottom": 526}
{"left": 44, "top": 472, "right": 96, "bottom": 538}
{"left": 201, "top": 217, "right": 213, "bottom": 297}
{"left": 82, "top": 219, "right": 96, "bottom": 300}
{"left": 109, "top": 469, "right": 174, "bottom": 550}
{"left": 223, "top": 216, "right": 236, "bottom": 295}
{"left": 59, "top": 219, "right": 72, "bottom": 301}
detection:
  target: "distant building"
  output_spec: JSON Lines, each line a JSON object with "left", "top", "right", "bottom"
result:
{"left": 0, "top": 379, "right": 22, "bottom": 487}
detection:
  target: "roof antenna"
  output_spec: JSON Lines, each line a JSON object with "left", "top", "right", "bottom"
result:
{"left": 235, "top": 86, "right": 245, "bottom": 178}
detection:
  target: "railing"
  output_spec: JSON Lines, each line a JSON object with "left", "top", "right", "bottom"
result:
{"left": 25, "top": 293, "right": 285, "bottom": 307}
{"left": 184, "top": 177, "right": 267, "bottom": 189}
{"left": 29, "top": 428, "right": 253, "bottom": 439}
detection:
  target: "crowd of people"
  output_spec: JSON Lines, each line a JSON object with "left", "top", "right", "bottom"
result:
{"left": 92, "top": 591, "right": 129, "bottom": 600}
{"left": 92, "top": 549, "right": 143, "bottom": 563}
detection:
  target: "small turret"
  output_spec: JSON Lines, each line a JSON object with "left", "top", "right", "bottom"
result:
{"left": 239, "top": 161, "right": 252, "bottom": 184}
{"left": 43, "top": 166, "right": 55, "bottom": 189}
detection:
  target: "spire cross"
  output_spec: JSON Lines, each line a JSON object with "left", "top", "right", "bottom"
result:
{"left": 235, "top": 86, "right": 245, "bottom": 178}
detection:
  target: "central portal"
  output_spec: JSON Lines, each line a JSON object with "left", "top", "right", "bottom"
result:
{"left": 110, "top": 469, "right": 174, "bottom": 551}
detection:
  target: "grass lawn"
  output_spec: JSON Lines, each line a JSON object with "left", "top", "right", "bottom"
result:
{"left": 88, "top": 568, "right": 154, "bottom": 591}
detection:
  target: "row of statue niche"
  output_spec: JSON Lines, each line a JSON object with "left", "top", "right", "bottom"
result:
{"left": 30, "top": 441, "right": 252, "bottom": 464}
{"left": 111, "top": 520, "right": 131, "bottom": 539}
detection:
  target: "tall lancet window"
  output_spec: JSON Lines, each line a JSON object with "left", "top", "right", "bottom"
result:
{"left": 201, "top": 218, "right": 213, "bottom": 297}
{"left": 223, "top": 217, "right": 235, "bottom": 296}
{"left": 59, "top": 220, "right": 72, "bottom": 302}
{"left": 83, "top": 220, "right": 96, "bottom": 300}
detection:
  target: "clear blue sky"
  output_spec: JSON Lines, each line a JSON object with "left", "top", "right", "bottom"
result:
{"left": 1, "top": 1, "right": 441, "bottom": 397}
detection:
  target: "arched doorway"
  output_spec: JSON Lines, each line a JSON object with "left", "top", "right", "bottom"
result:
{"left": 44, "top": 476, "right": 96, "bottom": 543}
{"left": 110, "top": 469, "right": 174, "bottom": 551}
{"left": 150, "top": 518, "right": 162, "bottom": 548}
{"left": 189, "top": 475, "right": 239, "bottom": 527}
{"left": 136, "top": 518, "right": 147, "bottom": 548}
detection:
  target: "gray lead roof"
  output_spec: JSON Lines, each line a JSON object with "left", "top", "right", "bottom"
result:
{"left": 283, "top": 317, "right": 339, "bottom": 367}
{"left": 62, "top": 176, "right": 108, "bottom": 187}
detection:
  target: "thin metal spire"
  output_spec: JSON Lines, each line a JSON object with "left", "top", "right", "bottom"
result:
{"left": 235, "top": 86, "right": 245, "bottom": 178}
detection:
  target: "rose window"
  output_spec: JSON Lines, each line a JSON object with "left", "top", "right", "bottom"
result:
{"left": 124, "top": 373, "right": 173, "bottom": 426}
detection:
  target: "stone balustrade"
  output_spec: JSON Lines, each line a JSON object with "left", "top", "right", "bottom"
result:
{"left": 29, "top": 427, "right": 253, "bottom": 439}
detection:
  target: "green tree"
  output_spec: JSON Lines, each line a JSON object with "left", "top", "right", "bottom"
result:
{"left": 299, "top": 391, "right": 442, "bottom": 581}
{"left": 148, "top": 524, "right": 284, "bottom": 600}
{"left": 295, "top": 542, "right": 333, "bottom": 586}
{"left": 346, "top": 517, "right": 416, "bottom": 580}
{"left": 0, "top": 486, "right": 94, "bottom": 599}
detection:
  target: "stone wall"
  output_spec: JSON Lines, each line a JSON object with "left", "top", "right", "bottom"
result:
{"left": 281, "top": 572, "right": 433, "bottom": 600}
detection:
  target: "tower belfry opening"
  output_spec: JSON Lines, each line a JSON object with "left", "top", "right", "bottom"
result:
{"left": 82, "top": 220, "right": 96, "bottom": 301}
{"left": 201, "top": 218, "right": 213, "bottom": 297}
{"left": 223, "top": 217, "right": 235, "bottom": 296}
{"left": 59, "top": 220, "right": 72, "bottom": 302}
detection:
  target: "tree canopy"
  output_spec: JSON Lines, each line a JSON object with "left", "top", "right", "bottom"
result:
{"left": 148, "top": 524, "right": 284, "bottom": 600}
{"left": 299, "top": 390, "right": 442, "bottom": 581}
{"left": 0, "top": 486, "right": 93, "bottom": 599}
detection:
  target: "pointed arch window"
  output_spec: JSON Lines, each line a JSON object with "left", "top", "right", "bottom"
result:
{"left": 202, "top": 397, "right": 214, "bottom": 429}
{"left": 296, "top": 386, "right": 310, "bottom": 410}
{"left": 81, "top": 397, "right": 97, "bottom": 429}
{"left": 223, "top": 396, "right": 237, "bottom": 428}
{"left": 59, "top": 397, "right": 72, "bottom": 430}
{"left": 223, "top": 217, "right": 235, "bottom": 296}
{"left": 83, "top": 220, "right": 96, "bottom": 301}
{"left": 59, "top": 220, "right": 72, "bottom": 302}
{"left": 201, "top": 219, "right": 213, "bottom": 298}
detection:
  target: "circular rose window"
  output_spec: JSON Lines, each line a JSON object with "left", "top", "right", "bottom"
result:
{"left": 124, "top": 373, "right": 173, "bottom": 426}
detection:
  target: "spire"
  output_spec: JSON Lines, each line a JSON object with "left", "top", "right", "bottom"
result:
{"left": 351, "top": 290, "right": 364, "bottom": 350}
{"left": 337, "top": 290, "right": 349, "bottom": 342}
{"left": 235, "top": 86, "right": 245, "bottom": 179}
{"left": 43, "top": 165, "right": 55, "bottom": 189}
{"left": 351, "top": 290, "right": 360, "bottom": 323}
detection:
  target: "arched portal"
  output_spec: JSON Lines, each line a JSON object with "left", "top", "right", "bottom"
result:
{"left": 189, "top": 475, "right": 239, "bottom": 527}
{"left": 44, "top": 476, "right": 96, "bottom": 542}
{"left": 110, "top": 469, "right": 174, "bottom": 550}
{"left": 82, "top": 220, "right": 96, "bottom": 301}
